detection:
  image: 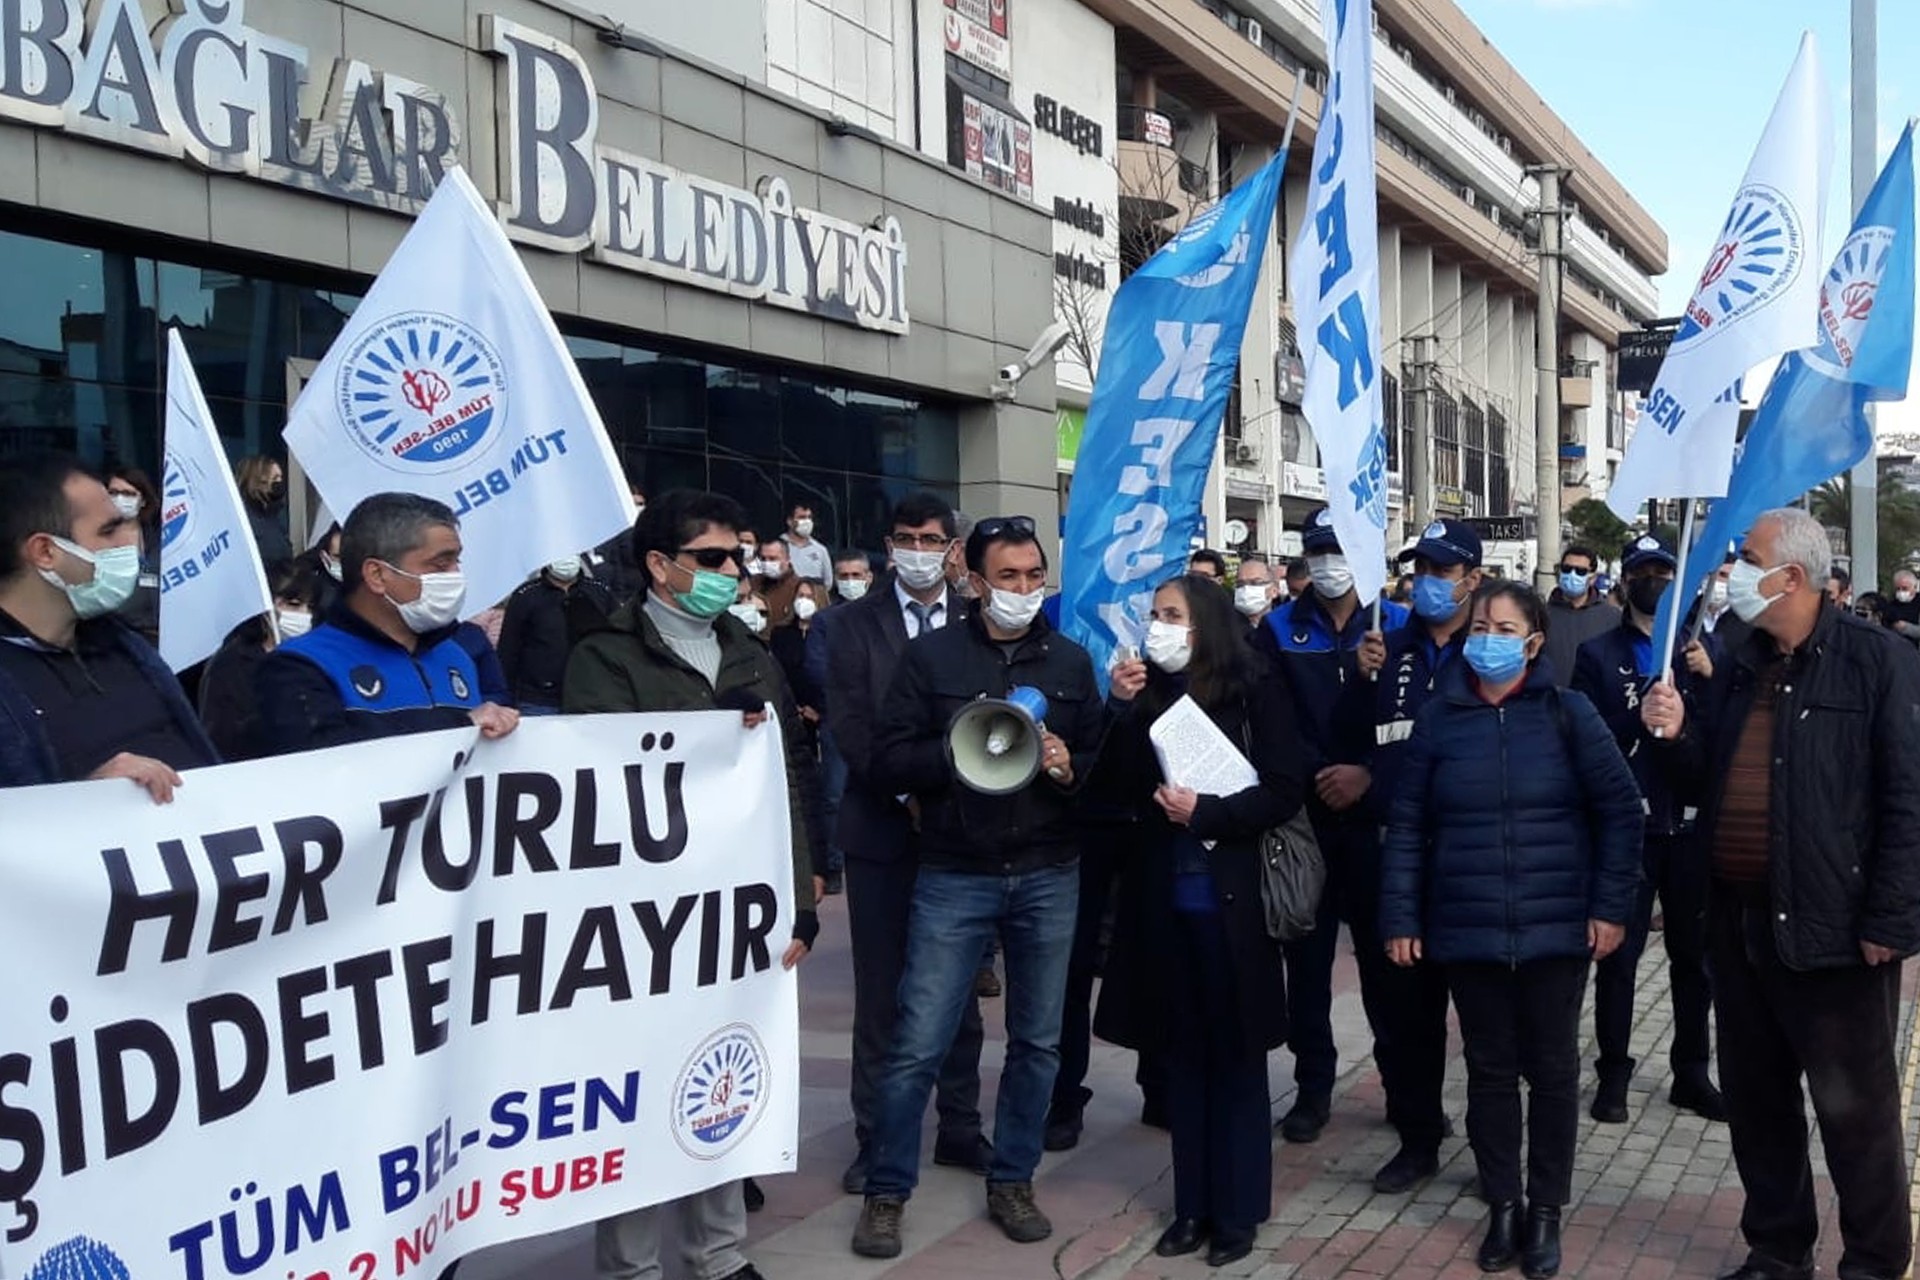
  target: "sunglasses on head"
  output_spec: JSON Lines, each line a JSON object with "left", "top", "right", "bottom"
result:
{"left": 676, "top": 546, "right": 743, "bottom": 570}
{"left": 974, "top": 515, "right": 1037, "bottom": 539}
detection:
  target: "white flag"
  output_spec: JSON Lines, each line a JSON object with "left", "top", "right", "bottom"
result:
{"left": 158, "top": 328, "right": 274, "bottom": 672}
{"left": 1608, "top": 33, "right": 1833, "bottom": 517}
{"left": 1288, "top": 0, "right": 1390, "bottom": 601}
{"left": 283, "top": 166, "right": 634, "bottom": 612}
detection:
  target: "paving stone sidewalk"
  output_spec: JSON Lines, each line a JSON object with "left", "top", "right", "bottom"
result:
{"left": 463, "top": 896, "right": 1920, "bottom": 1280}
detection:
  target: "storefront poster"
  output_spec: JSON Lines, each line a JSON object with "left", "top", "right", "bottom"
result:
{"left": 0, "top": 714, "right": 799, "bottom": 1278}
{"left": 943, "top": 8, "right": 1012, "bottom": 80}
{"left": 946, "top": 0, "right": 1008, "bottom": 38}
{"left": 961, "top": 96, "right": 1033, "bottom": 201}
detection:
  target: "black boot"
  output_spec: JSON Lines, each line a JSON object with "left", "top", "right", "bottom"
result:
{"left": 1521, "top": 1203, "right": 1561, "bottom": 1278}
{"left": 1590, "top": 1065, "right": 1631, "bottom": 1124}
{"left": 1477, "top": 1201, "right": 1523, "bottom": 1273}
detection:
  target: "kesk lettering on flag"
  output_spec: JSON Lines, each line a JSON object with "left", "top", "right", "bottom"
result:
{"left": 0, "top": 713, "right": 798, "bottom": 1279}
{"left": 1608, "top": 33, "right": 1833, "bottom": 517}
{"left": 1059, "top": 153, "right": 1286, "bottom": 684}
{"left": 1658, "top": 123, "right": 1916, "bottom": 645}
{"left": 158, "top": 328, "right": 275, "bottom": 671}
{"left": 283, "top": 166, "right": 634, "bottom": 613}
{"left": 1288, "top": 0, "right": 1389, "bottom": 603}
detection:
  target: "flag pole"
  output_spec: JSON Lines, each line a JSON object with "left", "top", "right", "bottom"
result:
{"left": 1658, "top": 499, "right": 1699, "bottom": 682}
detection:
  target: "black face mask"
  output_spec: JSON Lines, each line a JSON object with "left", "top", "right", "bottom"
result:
{"left": 1626, "top": 575, "right": 1670, "bottom": 618}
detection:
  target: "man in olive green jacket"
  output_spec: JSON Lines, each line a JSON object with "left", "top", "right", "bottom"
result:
{"left": 564, "top": 487, "right": 818, "bottom": 1280}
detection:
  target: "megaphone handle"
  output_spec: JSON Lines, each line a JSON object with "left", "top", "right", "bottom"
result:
{"left": 1039, "top": 718, "right": 1067, "bottom": 779}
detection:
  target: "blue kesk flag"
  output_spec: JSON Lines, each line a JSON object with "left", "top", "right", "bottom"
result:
{"left": 1658, "top": 123, "right": 1916, "bottom": 651}
{"left": 1059, "top": 151, "right": 1286, "bottom": 685}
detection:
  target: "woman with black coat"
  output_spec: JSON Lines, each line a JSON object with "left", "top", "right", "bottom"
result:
{"left": 1093, "top": 573, "right": 1309, "bottom": 1268}
{"left": 1379, "top": 581, "right": 1642, "bottom": 1278}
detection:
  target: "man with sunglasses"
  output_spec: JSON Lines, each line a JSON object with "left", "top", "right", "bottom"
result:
{"left": 1543, "top": 543, "right": 1620, "bottom": 687}
{"left": 852, "top": 515, "right": 1103, "bottom": 1258}
{"left": 565, "top": 489, "right": 818, "bottom": 1280}
{"left": 823, "top": 493, "right": 993, "bottom": 1198}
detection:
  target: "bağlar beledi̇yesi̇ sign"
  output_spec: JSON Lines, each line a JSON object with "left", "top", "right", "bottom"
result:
{"left": 0, "top": 1, "right": 910, "bottom": 335}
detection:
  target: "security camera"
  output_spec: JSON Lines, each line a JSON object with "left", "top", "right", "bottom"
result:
{"left": 998, "top": 362, "right": 1025, "bottom": 384}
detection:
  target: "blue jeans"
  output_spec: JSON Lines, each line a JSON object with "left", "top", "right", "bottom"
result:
{"left": 866, "top": 864, "right": 1078, "bottom": 1196}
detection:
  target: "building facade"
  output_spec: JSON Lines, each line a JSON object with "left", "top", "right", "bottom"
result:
{"left": 0, "top": 0, "right": 1058, "bottom": 561}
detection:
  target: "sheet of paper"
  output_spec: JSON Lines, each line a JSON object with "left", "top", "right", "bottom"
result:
{"left": 1148, "top": 694, "right": 1259, "bottom": 797}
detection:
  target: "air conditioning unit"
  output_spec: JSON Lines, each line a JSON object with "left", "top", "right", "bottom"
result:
{"left": 1232, "top": 441, "right": 1261, "bottom": 465}
{"left": 1243, "top": 17, "right": 1263, "bottom": 48}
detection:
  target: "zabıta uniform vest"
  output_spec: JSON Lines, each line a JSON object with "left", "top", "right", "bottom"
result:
{"left": 279, "top": 624, "right": 481, "bottom": 714}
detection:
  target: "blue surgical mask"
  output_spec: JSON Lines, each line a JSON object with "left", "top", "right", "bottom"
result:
{"left": 39, "top": 537, "right": 141, "bottom": 620}
{"left": 1464, "top": 632, "right": 1530, "bottom": 684}
{"left": 1558, "top": 570, "right": 1590, "bottom": 598}
{"left": 1411, "top": 573, "right": 1464, "bottom": 621}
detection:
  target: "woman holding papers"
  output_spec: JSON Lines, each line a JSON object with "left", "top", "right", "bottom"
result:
{"left": 1378, "top": 581, "right": 1642, "bottom": 1278}
{"left": 1092, "top": 573, "right": 1308, "bottom": 1269}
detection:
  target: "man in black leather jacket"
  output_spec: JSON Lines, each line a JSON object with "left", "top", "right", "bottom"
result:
{"left": 1642, "top": 507, "right": 1920, "bottom": 1280}
{"left": 852, "top": 516, "right": 1104, "bottom": 1260}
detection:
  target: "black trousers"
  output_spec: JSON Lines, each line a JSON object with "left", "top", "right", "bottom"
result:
{"left": 845, "top": 855, "right": 986, "bottom": 1151}
{"left": 1167, "top": 908, "right": 1272, "bottom": 1232}
{"left": 1709, "top": 897, "right": 1911, "bottom": 1280}
{"left": 1349, "top": 898, "right": 1451, "bottom": 1149}
{"left": 1447, "top": 956, "right": 1588, "bottom": 1206}
{"left": 1051, "top": 837, "right": 1120, "bottom": 1118}
{"left": 1282, "top": 830, "right": 1357, "bottom": 1100}
{"left": 1594, "top": 831, "right": 1712, "bottom": 1078}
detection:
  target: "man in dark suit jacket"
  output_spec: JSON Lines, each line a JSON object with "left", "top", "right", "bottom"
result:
{"left": 824, "top": 492, "right": 990, "bottom": 1196}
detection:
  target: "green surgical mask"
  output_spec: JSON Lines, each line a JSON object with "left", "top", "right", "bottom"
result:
{"left": 672, "top": 564, "right": 739, "bottom": 619}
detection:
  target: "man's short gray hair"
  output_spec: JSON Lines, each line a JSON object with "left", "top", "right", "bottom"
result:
{"left": 1896, "top": 567, "right": 1918, "bottom": 588}
{"left": 1752, "top": 506, "right": 1832, "bottom": 583}
{"left": 340, "top": 492, "right": 459, "bottom": 590}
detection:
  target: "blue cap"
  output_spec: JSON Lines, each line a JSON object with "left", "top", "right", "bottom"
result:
{"left": 1621, "top": 534, "right": 1677, "bottom": 573}
{"left": 1398, "top": 518, "right": 1483, "bottom": 569}
{"left": 1301, "top": 507, "right": 1341, "bottom": 554}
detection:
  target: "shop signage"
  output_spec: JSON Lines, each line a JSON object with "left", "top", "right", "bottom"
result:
{"left": 1032, "top": 94, "right": 1102, "bottom": 157}
{"left": 948, "top": 0, "right": 1009, "bottom": 37}
{"left": 0, "top": 2, "right": 911, "bottom": 335}
{"left": 1466, "top": 515, "right": 1536, "bottom": 542}
{"left": 943, "top": 4, "right": 1012, "bottom": 79}
{"left": 1282, "top": 461, "right": 1328, "bottom": 501}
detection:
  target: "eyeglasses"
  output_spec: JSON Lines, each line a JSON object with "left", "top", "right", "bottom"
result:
{"left": 889, "top": 533, "right": 951, "bottom": 551}
{"left": 973, "top": 515, "right": 1037, "bottom": 539}
{"left": 676, "top": 546, "right": 743, "bottom": 570}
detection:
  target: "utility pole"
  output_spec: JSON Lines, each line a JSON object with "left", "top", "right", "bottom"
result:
{"left": 1407, "top": 334, "right": 1436, "bottom": 530}
{"left": 1528, "top": 164, "right": 1566, "bottom": 595}
{"left": 1850, "top": 0, "right": 1879, "bottom": 588}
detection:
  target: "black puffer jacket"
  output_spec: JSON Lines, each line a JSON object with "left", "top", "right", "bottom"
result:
{"left": 872, "top": 612, "right": 1104, "bottom": 874}
{"left": 1662, "top": 601, "right": 1920, "bottom": 969}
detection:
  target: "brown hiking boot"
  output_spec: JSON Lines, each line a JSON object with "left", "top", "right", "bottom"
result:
{"left": 987, "top": 1181, "right": 1053, "bottom": 1243}
{"left": 851, "top": 1195, "right": 904, "bottom": 1258}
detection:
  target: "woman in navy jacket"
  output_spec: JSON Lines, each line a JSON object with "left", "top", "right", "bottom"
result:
{"left": 1380, "top": 581, "right": 1641, "bottom": 1278}
{"left": 1093, "top": 574, "right": 1308, "bottom": 1268}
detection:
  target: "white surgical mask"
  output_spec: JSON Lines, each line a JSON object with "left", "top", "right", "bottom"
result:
{"left": 984, "top": 585, "right": 1045, "bottom": 632}
{"left": 38, "top": 537, "right": 141, "bottom": 620}
{"left": 547, "top": 555, "right": 582, "bottom": 582}
{"left": 794, "top": 596, "right": 819, "bottom": 621}
{"left": 836, "top": 576, "right": 870, "bottom": 601}
{"left": 728, "top": 603, "right": 768, "bottom": 635}
{"left": 1144, "top": 619, "right": 1192, "bottom": 672}
{"left": 1234, "top": 583, "right": 1270, "bottom": 617}
{"left": 110, "top": 492, "right": 143, "bottom": 519}
{"left": 320, "top": 552, "right": 343, "bottom": 583}
{"left": 1308, "top": 554, "right": 1355, "bottom": 600}
{"left": 893, "top": 548, "right": 946, "bottom": 591}
{"left": 1727, "top": 560, "right": 1786, "bottom": 623}
{"left": 381, "top": 565, "right": 467, "bottom": 633}
{"left": 1708, "top": 578, "right": 1730, "bottom": 609}
{"left": 276, "top": 608, "right": 313, "bottom": 639}
{"left": 793, "top": 518, "right": 815, "bottom": 539}
{"left": 759, "top": 560, "right": 786, "bottom": 581}
{"left": 1898, "top": 587, "right": 1916, "bottom": 604}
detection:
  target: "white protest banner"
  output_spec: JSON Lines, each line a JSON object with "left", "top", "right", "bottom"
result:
{"left": 283, "top": 166, "right": 635, "bottom": 613}
{"left": 1607, "top": 33, "right": 1833, "bottom": 516}
{"left": 159, "top": 329, "right": 275, "bottom": 672}
{"left": 0, "top": 714, "right": 798, "bottom": 1280}
{"left": 1288, "top": 0, "right": 1389, "bottom": 602}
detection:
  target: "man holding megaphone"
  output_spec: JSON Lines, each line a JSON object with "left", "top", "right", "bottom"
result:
{"left": 852, "top": 516, "right": 1104, "bottom": 1260}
